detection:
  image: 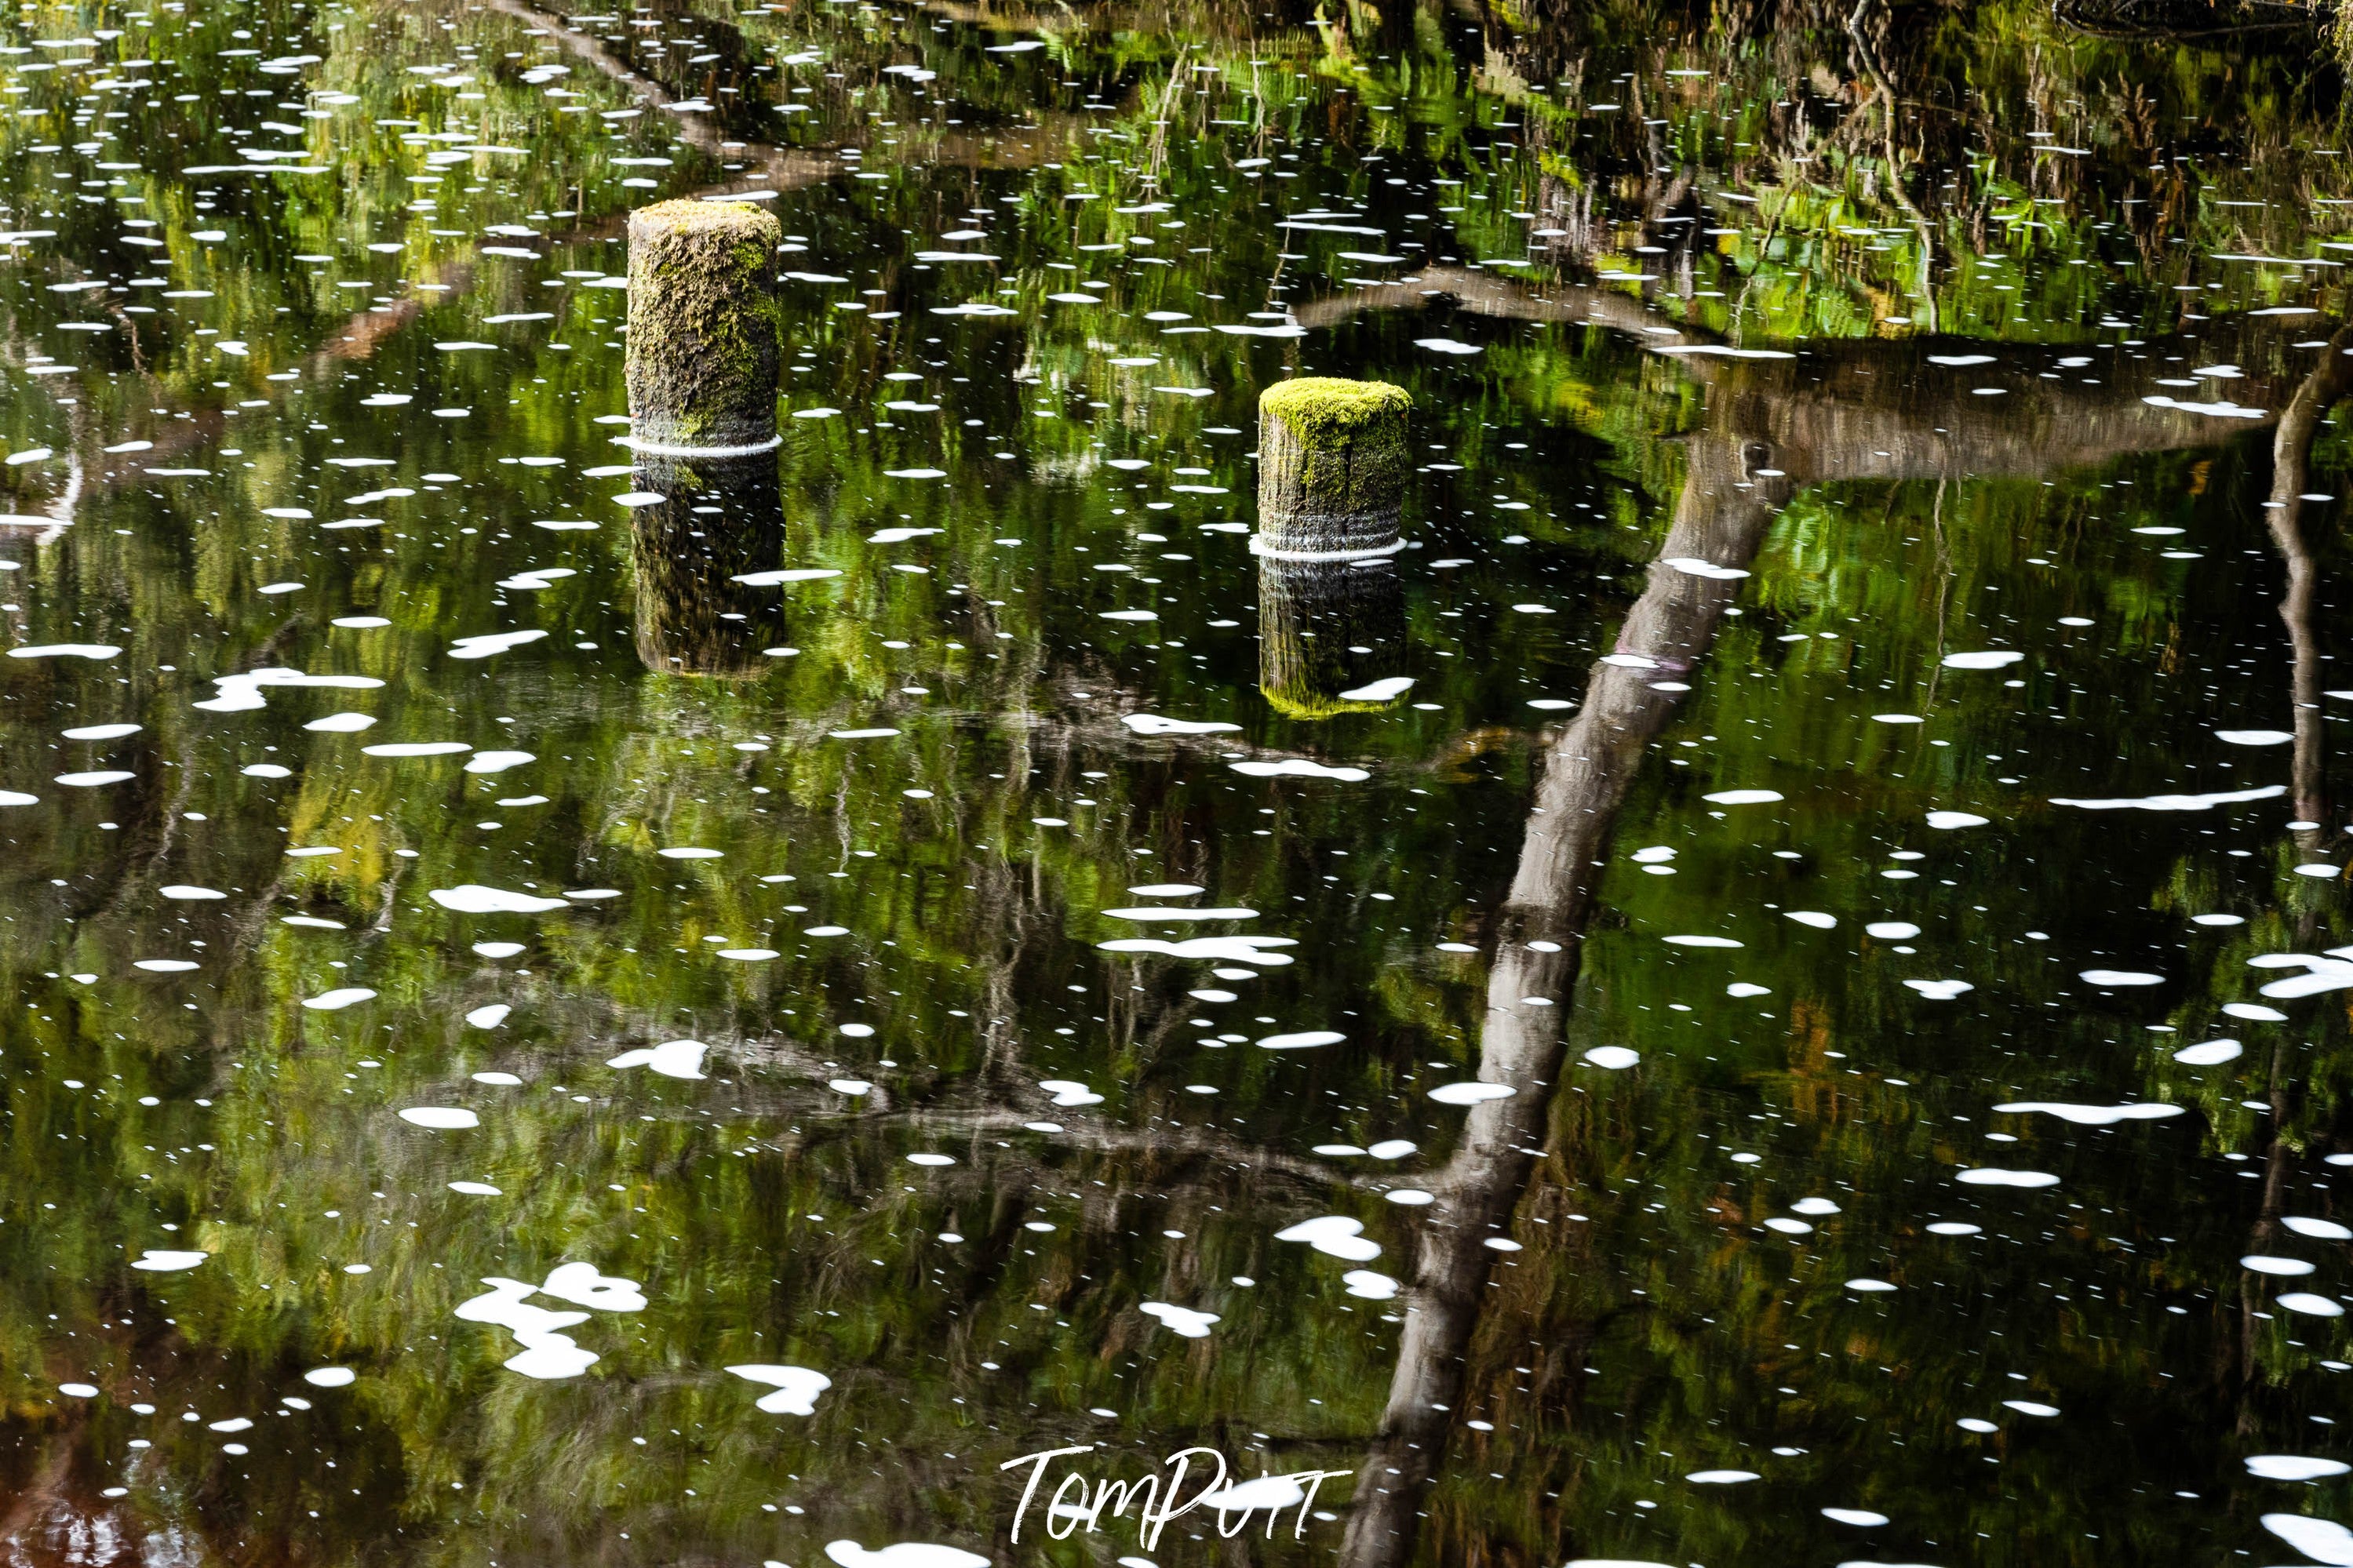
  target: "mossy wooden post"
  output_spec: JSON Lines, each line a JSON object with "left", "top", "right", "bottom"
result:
{"left": 626, "top": 199, "right": 785, "bottom": 456}
{"left": 1256, "top": 377, "right": 1411, "bottom": 558}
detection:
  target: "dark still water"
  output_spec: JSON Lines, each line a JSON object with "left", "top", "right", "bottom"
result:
{"left": 5, "top": 0, "right": 2353, "bottom": 1563}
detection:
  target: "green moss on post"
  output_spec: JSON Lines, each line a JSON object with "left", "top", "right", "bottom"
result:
{"left": 626, "top": 199, "right": 785, "bottom": 454}
{"left": 1257, "top": 377, "right": 1411, "bottom": 557}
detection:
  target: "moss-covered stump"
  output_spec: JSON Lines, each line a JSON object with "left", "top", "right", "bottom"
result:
{"left": 1256, "top": 377, "right": 1411, "bottom": 558}
{"left": 626, "top": 199, "right": 784, "bottom": 455}
{"left": 1258, "top": 555, "right": 1408, "bottom": 718}
{"left": 629, "top": 453, "right": 785, "bottom": 678}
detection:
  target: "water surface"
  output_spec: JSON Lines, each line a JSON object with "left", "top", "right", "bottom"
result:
{"left": 3, "top": 2, "right": 2353, "bottom": 1564}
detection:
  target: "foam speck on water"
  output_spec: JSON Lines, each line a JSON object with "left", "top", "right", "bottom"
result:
{"left": 1701, "top": 788, "right": 1782, "bottom": 805}
{"left": 1993, "top": 1101, "right": 2184, "bottom": 1125}
{"left": 1941, "top": 650, "right": 2022, "bottom": 669}
{"left": 303, "top": 1367, "right": 356, "bottom": 1388}
{"left": 301, "top": 987, "right": 377, "bottom": 1010}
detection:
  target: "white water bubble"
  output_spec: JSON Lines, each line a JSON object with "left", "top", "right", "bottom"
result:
{"left": 1258, "top": 1030, "right": 1344, "bottom": 1050}
{"left": 1687, "top": 1470, "right": 1760, "bottom": 1484}
{"left": 1583, "top": 1046, "right": 1641, "bottom": 1071}
{"left": 448, "top": 1181, "right": 503, "bottom": 1196}
{"left": 397, "top": 1108, "right": 479, "bottom": 1130}
{"left": 159, "top": 886, "right": 227, "bottom": 900}
{"left": 2244, "top": 1256, "right": 2318, "bottom": 1276}
{"left": 1866, "top": 922, "right": 1921, "bottom": 940}
{"left": 1702, "top": 789, "right": 1782, "bottom": 805}
{"left": 1926, "top": 810, "right": 1989, "bottom": 829}
{"left": 1941, "top": 650, "right": 2022, "bottom": 669}
{"left": 1903, "top": 980, "right": 1974, "bottom": 1000}
{"left": 1786, "top": 911, "right": 1837, "bottom": 930}
{"left": 2080, "top": 970, "right": 2163, "bottom": 987}
{"left": 303, "top": 1366, "right": 356, "bottom": 1388}
{"left": 1820, "top": 1508, "right": 1889, "bottom": 1526}
{"left": 301, "top": 988, "right": 377, "bottom": 1010}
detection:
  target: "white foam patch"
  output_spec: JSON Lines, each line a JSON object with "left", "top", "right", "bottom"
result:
{"left": 195, "top": 667, "right": 386, "bottom": 714}
{"left": 1342, "top": 1268, "right": 1399, "bottom": 1300}
{"left": 1903, "top": 980, "right": 1974, "bottom": 1000}
{"left": 160, "top": 886, "right": 227, "bottom": 900}
{"left": 1258, "top": 1030, "right": 1344, "bottom": 1050}
{"left": 1140, "top": 1301, "right": 1220, "bottom": 1337}
{"left": 361, "top": 741, "right": 471, "bottom": 759}
{"left": 1039, "top": 1079, "right": 1104, "bottom": 1108}
{"left": 2249, "top": 1455, "right": 2353, "bottom": 1480}
{"left": 823, "top": 1545, "right": 989, "bottom": 1568}
{"left": 1664, "top": 934, "right": 1742, "bottom": 948}
{"left": 1702, "top": 789, "right": 1781, "bottom": 805}
{"left": 398, "top": 1108, "right": 479, "bottom": 1130}
{"left": 1993, "top": 1101, "right": 2184, "bottom": 1126}
{"left": 1687, "top": 1470, "right": 1760, "bottom": 1483}
{"left": 606, "top": 1039, "right": 708, "bottom": 1079}
{"left": 1786, "top": 911, "right": 1837, "bottom": 930}
{"left": 464, "top": 751, "right": 535, "bottom": 774}
{"left": 1274, "top": 1215, "right": 1382, "bottom": 1261}
{"left": 2218, "top": 729, "right": 2294, "bottom": 746}
{"left": 1583, "top": 1046, "right": 1641, "bottom": 1070}
{"left": 301, "top": 988, "right": 377, "bottom": 1011}
{"left": 8, "top": 643, "right": 120, "bottom": 660}
{"left": 449, "top": 630, "right": 548, "bottom": 660}
{"left": 1430, "top": 1080, "right": 1517, "bottom": 1103}
{"left": 466, "top": 1005, "right": 512, "bottom": 1028}
{"left": 1102, "top": 906, "right": 1258, "bottom": 922}
{"left": 2050, "top": 784, "right": 2282, "bottom": 813}
{"left": 729, "top": 1362, "right": 832, "bottom": 1413}
{"left": 1124, "top": 714, "right": 1242, "bottom": 735}
{"left": 1231, "top": 759, "right": 1371, "bottom": 780}
{"left": 129, "top": 1250, "right": 208, "bottom": 1271}
{"left": 1098, "top": 935, "right": 1297, "bottom": 965}
{"left": 1941, "top": 650, "right": 2023, "bottom": 669}
{"left": 303, "top": 1366, "right": 356, "bottom": 1388}
{"left": 1927, "top": 810, "right": 1989, "bottom": 829}
{"left": 2080, "top": 969, "right": 2163, "bottom": 987}
{"left": 1956, "top": 1168, "right": 2058, "bottom": 1188}
{"left": 2264, "top": 1514, "right": 2353, "bottom": 1565}
{"left": 429, "top": 886, "right": 570, "bottom": 914}
{"left": 2174, "top": 1037, "right": 2242, "bottom": 1064}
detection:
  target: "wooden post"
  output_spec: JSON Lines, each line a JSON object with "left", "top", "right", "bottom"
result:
{"left": 1255, "top": 377, "right": 1411, "bottom": 558}
{"left": 625, "top": 199, "right": 784, "bottom": 456}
